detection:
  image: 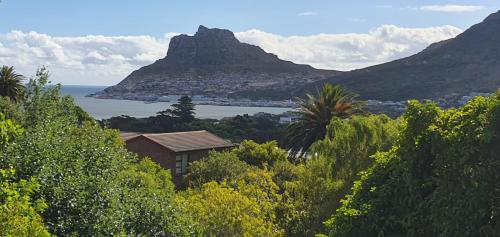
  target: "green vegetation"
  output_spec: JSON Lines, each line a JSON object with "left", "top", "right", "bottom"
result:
{"left": 0, "top": 69, "right": 199, "bottom": 236}
{"left": 0, "top": 66, "right": 25, "bottom": 103}
{"left": 325, "top": 97, "right": 500, "bottom": 237}
{"left": 0, "top": 169, "right": 52, "bottom": 237}
{"left": 0, "top": 68, "right": 498, "bottom": 237}
{"left": 103, "top": 109, "right": 287, "bottom": 144}
{"left": 286, "top": 83, "right": 363, "bottom": 158}
{"left": 158, "top": 95, "right": 196, "bottom": 123}
{"left": 0, "top": 112, "right": 51, "bottom": 236}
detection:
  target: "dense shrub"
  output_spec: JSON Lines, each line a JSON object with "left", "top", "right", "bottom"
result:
{"left": 233, "top": 140, "right": 288, "bottom": 167}
{"left": 0, "top": 69, "right": 199, "bottom": 236}
{"left": 185, "top": 150, "right": 250, "bottom": 188}
{"left": 326, "top": 96, "right": 500, "bottom": 237}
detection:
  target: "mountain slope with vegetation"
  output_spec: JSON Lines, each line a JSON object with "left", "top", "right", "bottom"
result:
{"left": 294, "top": 10, "right": 500, "bottom": 102}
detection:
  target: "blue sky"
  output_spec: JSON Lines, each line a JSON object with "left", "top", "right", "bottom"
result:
{"left": 0, "top": 1, "right": 499, "bottom": 85}
{"left": 1, "top": 0, "right": 498, "bottom": 36}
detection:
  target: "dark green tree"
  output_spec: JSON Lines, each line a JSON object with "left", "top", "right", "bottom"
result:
{"left": 160, "top": 95, "right": 196, "bottom": 123}
{"left": 0, "top": 66, "right": 25, "bottom": 103}
{"left": 185, "top": 151, "right": 251, "bottom": 188}
{"left": 286, "top": 84, "right": 363, "bottom": 158}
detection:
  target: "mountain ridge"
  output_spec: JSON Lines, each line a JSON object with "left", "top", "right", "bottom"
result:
{"left": 92, "top": 25, "right": 340, "bottom": 100}
{"left": 290, "top": 10, "right": 500, "bottom": 101}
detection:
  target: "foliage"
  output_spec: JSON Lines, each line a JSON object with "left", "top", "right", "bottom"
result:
{"left": 202, "top": 113, "right": 286, "bottom": 144}
{"left": 102, "top": 112, "right": 287, "bottom": 144}
{"left": 0, "top": 68, "right": 197, "bottom": 236}
{"left": 0, "top": 65, "right": 25, "bottom": 103}
{"left": 101, "top": 159, "right": 201, "bottom": 236}
{"left": 277, "top": 114, "right": 398, "bottom": 237}
{"left": 270, "top": 160, "right": 300, "bottom": 192}
{"left": 0, "top": 96, "right": 22, "bottom": 121}
{"left": 286, "top": 83, "right": 363, "bottom": 158}
{"left": 0, "top": 114, "right": 51, "bottom": 236}
{"left": 233, "top": 140, "right": 287, "bottom": 167}
{"left": 312, "top": 114, "right": 398, "bottom": 190}
{"left": 177, "top": 173, "right": 283, "bottom": 237}
{"left": 326, "top": 95, "right": 500, "bottom": 237}
{"left": 158, "top": 95, "right": 196, "bottom": 123}
{"left": 0, "top": 112, "right": 23, "bottom": 146}
{"left": 0, "top": 169, "right": 52, "bottom": 237}
{"left": 186, "top": 150, "right": 251, "bottom": 188}
{"left": 278, "top": 157, "right": 343, "bottom": 237}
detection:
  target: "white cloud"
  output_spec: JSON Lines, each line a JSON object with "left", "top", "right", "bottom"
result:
{"left": 236, "top": 25, "right": 462, "bottom": 71}
{"left": 417, "top": 4, "right": 484, "bottom": 12}
{"left": 297, "top": 12, "right": 317, "bottom": 16}
{"left": 0, "top": 25, "right": 462, "bottom": 85}
{"left": 0, "top": 31, "right": 173, "bottom": 85}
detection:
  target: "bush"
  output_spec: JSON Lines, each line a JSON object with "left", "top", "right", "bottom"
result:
{"left": 186, "top": 150, "right": 251, "bottom": 188}
{"left": 0, "top": 69, "right": 198, "bottom": 236}
{"left": 326, "top": 95, "right": 500, "bottom": 237}
{"left": 233, "top": 140, "right": 287, "bottom": 167}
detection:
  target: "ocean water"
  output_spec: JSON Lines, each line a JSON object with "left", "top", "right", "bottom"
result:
{"left": 61, "top": 85, "right": 291, "bottom": 120}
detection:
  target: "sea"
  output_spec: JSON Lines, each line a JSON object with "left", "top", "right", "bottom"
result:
{"left": 61, "top": 85, "right": 292, "bottom": 120}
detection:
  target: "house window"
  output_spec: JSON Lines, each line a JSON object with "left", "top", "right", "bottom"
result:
{"left": 175, "top": 153, "right": 189, "bottom": 175}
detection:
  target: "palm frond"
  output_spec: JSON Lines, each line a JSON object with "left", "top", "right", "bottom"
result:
{"left": 0, "top": 66, "right": 25, "bottom": 103}
{"left": 286, "top": 83, "right": 363, "bottom": 160}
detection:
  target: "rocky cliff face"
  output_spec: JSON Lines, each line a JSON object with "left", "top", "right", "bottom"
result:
{"left": 92, "top": 26, "right": 340, "bottom": 100}
{"left": 294, "top": 10, "right": 500, "bottom": 101}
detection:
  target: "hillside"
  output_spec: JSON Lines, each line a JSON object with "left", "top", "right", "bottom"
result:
{"left": 293, "top": 10, "right": 500, "bottom": 102}
{"left": 91, "top": 25, "right": 340, "bottom": 101}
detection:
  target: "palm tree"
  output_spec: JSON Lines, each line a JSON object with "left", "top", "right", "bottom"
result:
{"left": 286, "top": 83, "right": 363, "bottom": 158}
{"left": 0, "top": 66, "right": 25, "bottom": 102}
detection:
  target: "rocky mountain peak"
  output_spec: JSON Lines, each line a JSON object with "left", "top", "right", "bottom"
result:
{"left": 140, "top": 25, "right": 322, "bottom": 74}
{"left": 92, "top": 25, "right": 340, "bottom": 100}
{"left": 194, "top": 25, "right": 237, "bottom": 41}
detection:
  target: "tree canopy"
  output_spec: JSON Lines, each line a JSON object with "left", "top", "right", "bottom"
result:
{"left": 0, "top": 66, "right": 25, "bottom": 103}
{"left": 326, "top": 95, "right": 500, "bottom": 237}
{"left": 286, "top": 84, "right": 363, "bottom": 158}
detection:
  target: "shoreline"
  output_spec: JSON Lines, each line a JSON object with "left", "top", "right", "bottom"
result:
{"left": 86, "top": 94, "right": 297, "bottom": 109}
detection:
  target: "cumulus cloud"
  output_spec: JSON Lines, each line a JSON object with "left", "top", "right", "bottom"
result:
{"left": 0, "top": 25, "right": 462, "bottom": 85}
{"left": 0, "top": 31, "right": 173, "bottom": 85}
{"left": 417, "top": 4, "right": 484, "bottom": 12}
{"left": 236, "top": 25, "right": 462, "bottom": 71}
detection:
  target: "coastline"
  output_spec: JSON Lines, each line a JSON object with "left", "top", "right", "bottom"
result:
{"left": 86, "top": 93, "right": 297, "bottom": 108}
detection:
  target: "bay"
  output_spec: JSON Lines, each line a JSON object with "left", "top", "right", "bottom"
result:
{"left": 61, "top": 85, "right": 292, "bottom": 120}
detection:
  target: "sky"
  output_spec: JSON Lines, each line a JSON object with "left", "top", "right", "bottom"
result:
{"left": 0, "top": 0, "right": 499, "bottom": 85}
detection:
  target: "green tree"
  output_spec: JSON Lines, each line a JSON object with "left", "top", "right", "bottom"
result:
{"left": 0, "top": 169, "right": 52, "bottom": 237}
{"left": 0, "top": 113, "right": 23, "bottom": 146}
{"left": 278, "top": 115, "right": 398, "bottom": 237}
{"left": 160, "top": 95, "right": 196, "bottom": 123}
{"left": 186, "top": 150, "right": 251, "bottom": 188}
{"left": 312, "top": 114, "right": 398, "bottom": 192}
{"left": 326, "top": 95, "right": 500, "bottom": 237}
{"left": 177, "top": 173, "right": 283, "bottom": 237}
{"left": 0, "top": 114, "right": 51, "bottom": 236}
{"left": 279, "top": 157, "right": 342, "bottom": 237}
{"left": 0, "top": 69, "right": 198, "bottom": 236}
{"left": 0, "top": 66, "right": 25, "bottom": 103}
{"left": 101, "top": 159, "right": 201, "bottom": 236}
{"left": 233, "top": 140, "right": 287, "bottom": 167}
{"left": 286, "top": 84, "right": 362, "bottom": 158}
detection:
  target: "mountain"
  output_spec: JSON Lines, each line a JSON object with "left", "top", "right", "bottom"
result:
{"left": 91, "top": 25, "right": 340, "bottom": 100}
{"left": 293, "top": 10, "right": 500, "bottom": 102}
